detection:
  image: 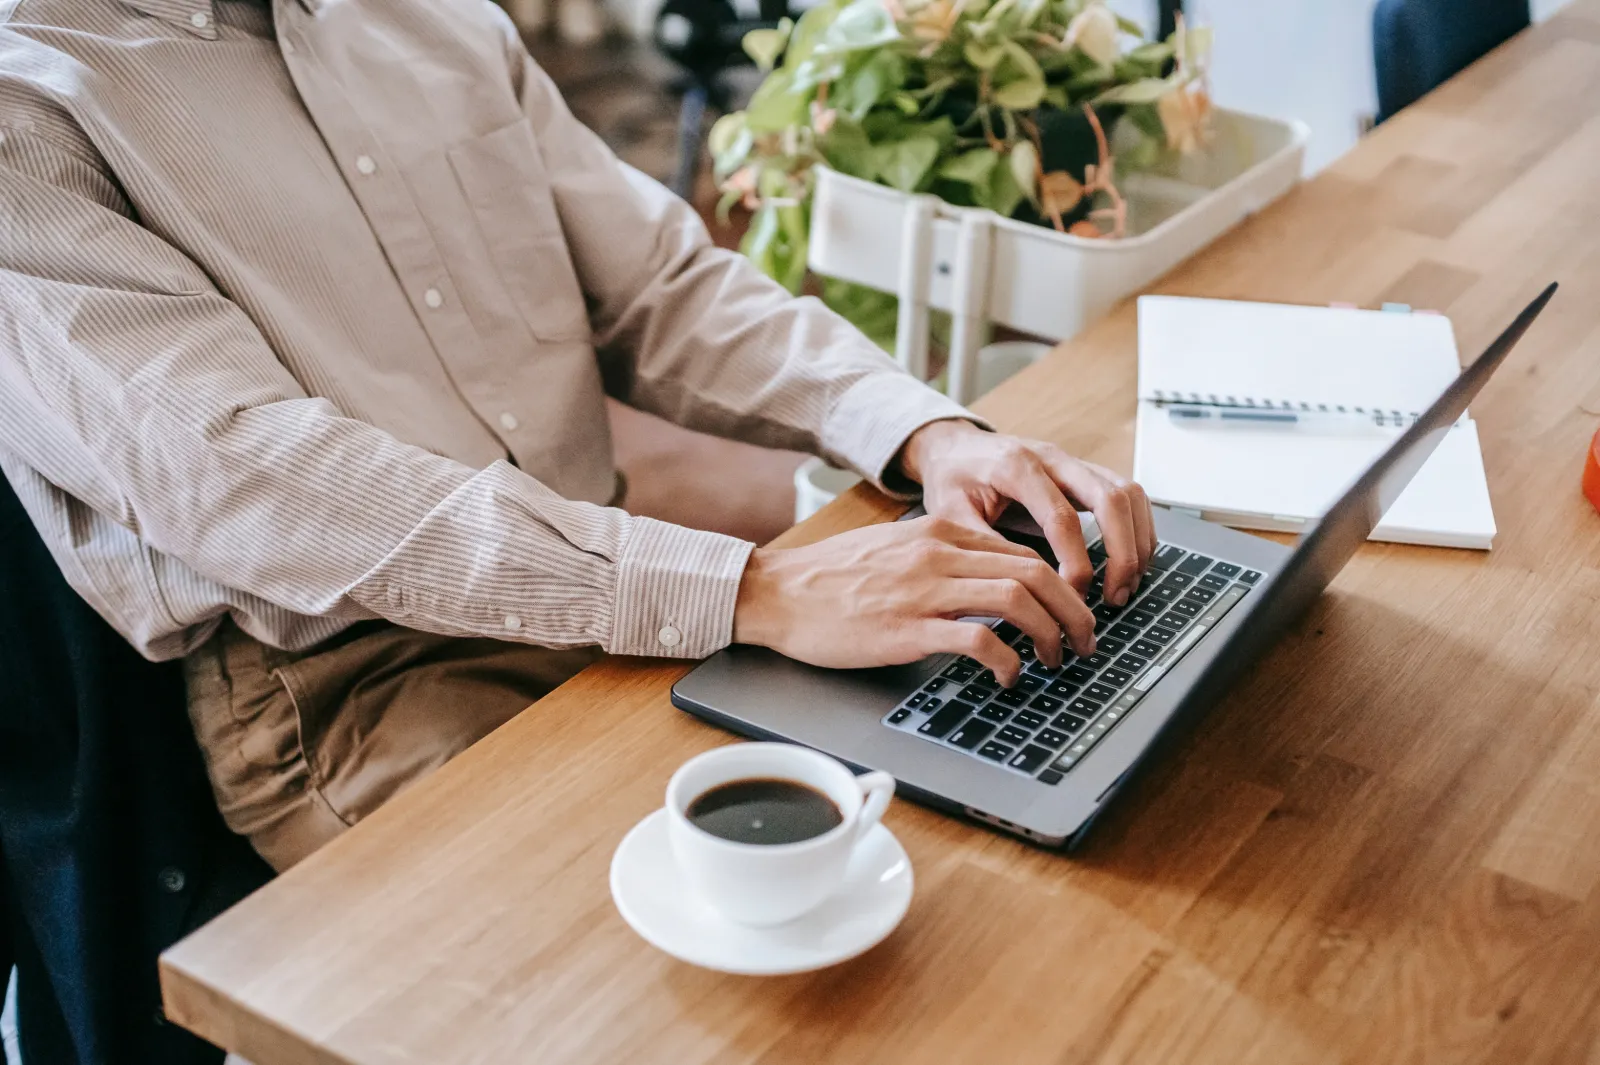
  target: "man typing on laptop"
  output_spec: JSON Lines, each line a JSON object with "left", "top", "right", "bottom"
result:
{"left": 0, "top": 0, "right": 1151, "bottom": 870}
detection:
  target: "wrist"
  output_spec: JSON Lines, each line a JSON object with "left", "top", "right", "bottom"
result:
{"left": 732, "top": 547, "right": 786, "bottom": 649}
{"left": 897, "top": 418, "right": 985, "bottom": 485}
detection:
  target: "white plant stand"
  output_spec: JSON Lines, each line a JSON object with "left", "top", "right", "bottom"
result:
{"left": 793, "top": 107, "right": 1309, "bottom": 523}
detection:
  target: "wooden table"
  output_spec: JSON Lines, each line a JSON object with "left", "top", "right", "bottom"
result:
{"left": 163, "top": 9, "right": 1600, "bottom": 1063}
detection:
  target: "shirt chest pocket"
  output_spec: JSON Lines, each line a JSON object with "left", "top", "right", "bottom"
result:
{"left": 447, "top": 117, "right": 590, "bottom": 343}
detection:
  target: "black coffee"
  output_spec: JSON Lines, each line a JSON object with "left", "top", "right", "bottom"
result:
{"left": 686, "top": 778, "right": 843, "bottom": 845}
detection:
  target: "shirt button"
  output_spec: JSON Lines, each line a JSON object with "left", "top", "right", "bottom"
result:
{"left": 189, "top": 10, "right": 210, "bottom": 28}
{"left": 498, "top": 412, "right": 519, "bottom": 432}
{"left": 423, "top": 287, "right": 443, "bottom": 309}
{"left": 158, "top": 867, "right": 187, "bottom": 893}
{"left": 282, "top": 38, "right": 295, "bottom": 55}
{"left": 504, "top": 614, "right": 523, "bottom": 631}
{"left": 355, "top": 155, "right": 377, "bottom": 175}
{"left": 658, "top": 625, "right": 683, "bottom": 648}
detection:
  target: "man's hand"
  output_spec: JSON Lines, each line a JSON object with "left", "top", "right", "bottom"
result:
{"left": 898, "top": 420, "right": 1157, "bottom": 606}
{"left": 732, "top": 517, "right": 1095, "bottom": 686}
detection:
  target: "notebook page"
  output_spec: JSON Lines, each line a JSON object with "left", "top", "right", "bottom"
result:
{"left": 1137, "top": 296, "right": 1462, "bottom": 414}
{"left": 1132, "top": 405, "right": 1496, "bottom": 547}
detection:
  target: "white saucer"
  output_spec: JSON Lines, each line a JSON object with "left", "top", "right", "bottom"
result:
{"left": 610, "top": 808, "right": 914, "bottom": 975}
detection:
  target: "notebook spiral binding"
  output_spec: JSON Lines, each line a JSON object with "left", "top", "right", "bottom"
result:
{"left": 1146, "top": 389, "right": 1423, "bottom": 428}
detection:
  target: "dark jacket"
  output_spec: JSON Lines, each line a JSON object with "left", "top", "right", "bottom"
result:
{"left": 0, "top": 475, "right": 272, "bottom": 1065}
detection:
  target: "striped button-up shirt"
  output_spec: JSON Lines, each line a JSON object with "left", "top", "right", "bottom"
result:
{"left": 0, "top": 0, "right": 970, "bottom": 661}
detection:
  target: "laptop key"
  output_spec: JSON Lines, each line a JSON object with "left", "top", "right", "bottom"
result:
{"left": 1085, "top": 682, "right": 1118, "bottom": 702}
{"left": 1150, "top": 544, "right": 1185, "bottom": 570}
{"left": 977, "top": 703, "right": 1012, "bottom": 723}
{"left": 998, "top": 725, "right": 1031, "bottom": 745}
{"left": 1038, "top": 768, "right": 1065, "bottom": 785}
{"left": 1010, "top": 744, "right": 1054, "bottom": 773}
{"left": 1035, "top": 727, "right": 1070, "bottom": 748}
{"left": 993, "top": 621, "right": 1021, "bottom": 643}
{"left": 960, "top": 683, "right": 993, "bottom": 702}
{"left": 1013, "top": 709, "right": 1049, "bottom": 729}
{"left": 1097, "top": 636, "right": 1125, "bottom": 656}
{"left": 1158, "top": 610, "right": 1192, "bottom": 629}
{"left": 920, "top": 700, "right": 972, "bottom": 738}
{"left": 942, "top": 663, "right": 976, "bottom": 682}
{"left": 1211, "top": 561, "right": 1240, "bottom": 578}
{"left": 1065, "top": 665, "right": 1096, "bottom": 685}
{"left": 1177, "top": 553, "right": 1213, "bottom": 576}
{"left": 1087, "top": 541, "right": 1107, "bottom": 566}
{"left": 1131, "top": 639, "right": 1163, "bottom": 658}
{"left": 1240, "top": 569, "right": 1263, "bottom": 584}
{"left": 1199, "top": 572, "right": 1228, "bottom": 591}
{"left": 1029, "top": 694, "right": 1064, "bottom": 713}
{"left": 948, "top": 719, "right": 996, "bottom": 750}
{"left": 1144, "top": 624, "right": 1175, "bottom": 643}
{"left": 1184, "top": 586, "right": 1217, "bottom": 605}
{"left": 1115, "top": 653, "right": 1149, "bottom": 672}
{"left": 1045, "top": 679, "right": 1079, "bottom": 699}
{"left": 1170, "top": 599, "right": 1202, "bottom": 618}
{"left": 1124, "top": 608, "right": 1158, "bottom": 628}
{"left": 1015, "top": 675, "right": 1046, "bottom": 694}
{"left": 977, "top": 740, "right": 1013, "bottom": 762}
{"left": 1093, "top": 603, "right": 1123, "bottom": 625}
{"left": 888, "top": 708, "right": 911, "bottom": 724}
{"left": 995, "top": 689, "right": 1028, "bottom": 708}
{"left": 1100, "top": 668, "right": 1133, "bottom": 688}
{"left": 1162, "top": 571, "right": 1195, "bottom": 589}
{"left": 907, "top": 692, "right": 927, "bottom": 708}
{"left": 1108, "top": 622, "right": 1141, "bottom": 642}
{"left": 923, "top": 678, "right": 947, "bottom": 693}
{"left": 1067, "top": 697, "right": 1102, "bottom": 717}
{"left": 1147, "top": 584, "right": 1180, "bottom": 603}
{"left": 1084, "top": 651, "right": 1113, "bottom": 670}
{"left": 1050, "top": 712, "right": 1087, "bottom": 732}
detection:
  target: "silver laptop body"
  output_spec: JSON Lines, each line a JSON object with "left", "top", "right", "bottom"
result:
{"left": 672, "top": 287, "right": 1554, "bottom": 847}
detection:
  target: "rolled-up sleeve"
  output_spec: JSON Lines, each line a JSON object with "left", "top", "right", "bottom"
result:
{"left": 0, "top": 127, "right": 748, "bottom": 658}
{"left": 493, "top": 9, "right": 986, "bottom": 497}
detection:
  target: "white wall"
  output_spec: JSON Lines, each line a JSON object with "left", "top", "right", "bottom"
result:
{"left": 1189, "top": 0, "right": 1570, "bottom": 174}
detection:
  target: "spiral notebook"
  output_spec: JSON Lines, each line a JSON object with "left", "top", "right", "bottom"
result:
{"left": 1132, "top": 296, "right": 1496, "bottom": 549}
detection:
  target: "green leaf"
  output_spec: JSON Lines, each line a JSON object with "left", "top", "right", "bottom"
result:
{"left": 820, "top": 115, "right": 875, "bottom": 178}
{"left": 1114, "top": 13, "right": 1144, "bottom": 36}
{"left": 742, "top": 20, "right": 792, "bottom": 71}
{"left": 1008, "top": 140, "right": 1038, "bottom": 204}
{"left": 715, "top": 186, "right": 742, "bottom": 226}
{"left": 784, "top": 0, "right": 842, "bottom": 67}
{"left": 963, "top": 40, "right": 1006, "bottom": 70}
{"left": 1126, "top": 101, "right": 1166, "bottom": 140}
{"left": 817, "top": 0, "right": 901, "bottom": 54}
{"left": 834, "top": 50, "right": 906, "bottom": 119}
{"left": 991, "top": 41, "right": 1047, "bottom": 110}
{"left": 711, "top": 124, "right": 754, "bottom": 179}
{"left": 708, "top": 112, "right": 747, "bottom": 160}
{"left": 938, "top": 147, "right": 999, "bottom": 185}
{"left": 971, "top": 151, "right": 1024, "bottom": 216}
{"left": 743, "top": 69, "right": 812, "bottom": 133}
{"left": 822, "top": 278, "right": 898, "bottom": 351}
{"left": 1043, "top": 85, "right": 1070, "bottom": 109}
{"left": 1094, "top": 76, "right": 1172, "bottom": 104}
{"left": 869, "top": 134, "right": 941, "bottom": 192}
{"left": 1126, "top": 40, "right": 1174, "bottom": 64}
{"left": 1064, "top": 62, "right": 1116, "bottom": 93}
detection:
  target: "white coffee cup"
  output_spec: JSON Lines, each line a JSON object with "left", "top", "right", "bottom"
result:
{"left": 666, "top": 743, "right": 896, "bottom": 927}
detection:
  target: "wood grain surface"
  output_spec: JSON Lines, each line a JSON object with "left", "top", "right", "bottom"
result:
{"left": 162, "top": 8, "right": 1600, "bottom": 1063}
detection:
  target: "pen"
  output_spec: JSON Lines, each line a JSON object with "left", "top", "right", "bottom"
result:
{"left": 1159, "top": 402, "right": 1400, "bottom": 435}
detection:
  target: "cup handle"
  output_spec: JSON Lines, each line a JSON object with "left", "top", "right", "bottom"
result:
{"left": 853, "top": 770, "right": 897, "bottom": 842}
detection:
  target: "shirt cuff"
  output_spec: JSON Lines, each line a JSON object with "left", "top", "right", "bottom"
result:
{"left": 820, "top": 373, "right": 992, "bottom": 499}
{"left": 610, "top": 516, "right": 755, "bottom": 658}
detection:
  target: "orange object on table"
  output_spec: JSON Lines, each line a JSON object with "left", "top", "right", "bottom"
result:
{"left": 1587, "top": 425, "right": 1600, "bottom": 514}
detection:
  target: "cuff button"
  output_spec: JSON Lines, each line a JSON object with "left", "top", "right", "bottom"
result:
{"left": 657, "top": 624, "right": 682, "bottom": 648}
{"left": 504, "top": 614, "right": 523, "bottom": 632}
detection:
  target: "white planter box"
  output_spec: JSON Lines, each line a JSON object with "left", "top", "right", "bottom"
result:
{"left": 808, "top": 108, "right": 1308, "bottom": 401}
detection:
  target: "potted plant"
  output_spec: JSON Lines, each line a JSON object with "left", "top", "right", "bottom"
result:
{"left": 709, "top": 0, "right": 1219, "bottom": 344}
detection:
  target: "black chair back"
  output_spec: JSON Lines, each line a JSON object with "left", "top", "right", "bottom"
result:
{"left": 1374, "top": 0, "right": 1530, "bottom": 122}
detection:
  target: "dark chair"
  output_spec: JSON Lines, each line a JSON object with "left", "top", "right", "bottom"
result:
{"left": 0, "top": 473, "right": 273, "bottom": 1065}
{"left": 1373, "top": 0, "right": 1530, "bottom": 123}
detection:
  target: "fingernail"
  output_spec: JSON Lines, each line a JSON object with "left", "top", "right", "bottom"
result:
{"left": 1108, "top": 588, "right": 1127, "bottom": 607}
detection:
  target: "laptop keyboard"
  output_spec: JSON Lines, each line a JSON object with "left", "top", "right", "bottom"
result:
{"left": 883, "top": 541, "right": 1263, "bottom": 785}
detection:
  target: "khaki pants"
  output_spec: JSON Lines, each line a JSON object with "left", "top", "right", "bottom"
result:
{"left": 184, "top": 620, "right": 601, "bottom": 871}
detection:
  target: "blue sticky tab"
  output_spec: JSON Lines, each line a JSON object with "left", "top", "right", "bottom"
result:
{"left": 1381, "top": 302, "right": 1411, "bottom": 313}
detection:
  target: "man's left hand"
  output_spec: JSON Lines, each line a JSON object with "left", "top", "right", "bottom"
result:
{"left": 898, "top": 420, "right": 1157, "bottom": 606}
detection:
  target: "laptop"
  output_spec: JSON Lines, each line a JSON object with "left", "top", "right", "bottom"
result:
{"left": 672, "top": 285, "right": 1556, "bottom": 848}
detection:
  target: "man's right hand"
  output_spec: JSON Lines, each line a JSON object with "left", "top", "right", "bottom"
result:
{"left": 731, "top": 516, "right": 1096, "bottom": 687}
